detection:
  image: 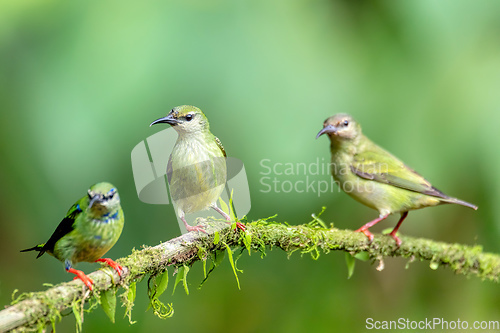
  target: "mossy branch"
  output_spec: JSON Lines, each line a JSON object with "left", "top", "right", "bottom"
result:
{"left": 1, "top": 218, "right": 499, "bottom": 332}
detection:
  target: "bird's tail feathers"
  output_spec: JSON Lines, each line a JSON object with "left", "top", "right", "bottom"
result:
{"left": 20, "top": 244, "right": 46, "bottom": 258}
{"left": 442, "top": 197, "right": 478, "bottom": 210}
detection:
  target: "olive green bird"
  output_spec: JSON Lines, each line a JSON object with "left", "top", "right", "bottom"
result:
{"left": 21, "top": 182, "right": 124, "bottom": 290}
{"left": 316, "top": 114, "right": 477, "bottom": 246}
{"left": 150, "top": 105, "right": 245, "bottom": 233}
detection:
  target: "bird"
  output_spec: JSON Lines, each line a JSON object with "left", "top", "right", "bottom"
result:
{"left": 21, "top": 182, "right": 124, "bottom": 290}
{"left": 150, "top": 105, "right": 245, "bottom": 233}
{"left": 316, "top": 113, "right": 477, "bottom": 246}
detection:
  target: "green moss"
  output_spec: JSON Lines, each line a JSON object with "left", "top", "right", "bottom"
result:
{"left": 120, "top": 282, "right": 136, "bottom": 324}
{"left": 10, "top": 289, "right": 64, "bottom": 332}
{"left": 7, "top": 215, "right": 500, "bottom": 332}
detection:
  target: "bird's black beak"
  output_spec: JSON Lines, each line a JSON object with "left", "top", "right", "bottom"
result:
{"left": 88, "top": 195, "right": 103, "bottom": 209}
{"left": 316, "top": 125, "right": 337, "bottom": 139}
{"left": 150, "top": 114, "right": 180, "bottom": 127}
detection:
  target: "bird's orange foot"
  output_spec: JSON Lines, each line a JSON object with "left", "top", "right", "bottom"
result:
{"left": 354, "top": 214, "right": 390, "bottom": 243}
{"left": 68, "top": 268, "right": 94, "bottom": 290}
{"left": 96, "top": 258, "right": 124, "bottom": 276}
{"left": 186, "top": 224, "right": 207, "bottom": 234}
{"left": 355, "top": 227, "right": 374, "bottom": 243}
{"left": 235, "top": 222, "right": 246, "bottom": 232}
{"left": 228, "top": 221, "right": 246, "bottom": 232}
{"left": 388, "top": 231, "right": 402, "bottom": 247}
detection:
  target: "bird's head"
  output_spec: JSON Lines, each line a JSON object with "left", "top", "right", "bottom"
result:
{"left": 316, "top": 113, "right": 362, "bottom": 141}
{"left": 150, "top": 105, "right": 209, "bottom": 135}
{"left": 87, "top": 182, "right": 120, "bottom": 216}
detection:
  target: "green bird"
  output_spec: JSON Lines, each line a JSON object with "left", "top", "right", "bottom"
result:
{"left": 150, "top": 105, "right": 245, "bottom": 233}
{"left": 21, "top": 182, "right": 124, "bottom": 290}
{"left": 316, "top": 114, "right": 477, "bottom": 246}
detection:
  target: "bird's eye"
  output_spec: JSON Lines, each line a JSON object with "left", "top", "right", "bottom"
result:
{"left": 343, "top": 120, "right": 349, "bottom": 126}
{"left": 185, "top": 114, "right": 193, "bottom": 121}
{"left": 107, "top": 189, "right": 116, "bottom": 199}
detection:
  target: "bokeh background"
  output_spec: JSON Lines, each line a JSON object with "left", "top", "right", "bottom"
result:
{"left": 1, "top": 0, "right": 500, "bottom": 332}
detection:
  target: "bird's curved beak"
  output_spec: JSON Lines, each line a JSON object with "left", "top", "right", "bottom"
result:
{"left": 150, "top": 114, "right": 180, "bottom": 127}
{"left": 316, "top": 125, "right": 337, "bottom": 139}
{"left": 88, "top": 195, "right": 102, "bottom": 209}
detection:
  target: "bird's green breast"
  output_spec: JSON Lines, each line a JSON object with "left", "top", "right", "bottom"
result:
{"left": 52, "top": 208, "right": 124, "bottom": 264}
{"left": 169, "top": 132, "right": 226, "bottom": 214}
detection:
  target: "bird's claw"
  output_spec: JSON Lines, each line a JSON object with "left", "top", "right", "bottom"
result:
{"left": 229, "top": 221, "right": 246, "bottom": 232}
{"left": 96, "top": 258, "right": 124, "bottom": 276}
{"left": 388, "top": 232, "right": 402, "bottom": 247}
{"left": 355, "top": 228, "right": 374, "bottom": 243}
{"left": 69, "top": 268, "right": 94, "bottom": 290}
{"left": 356, "top": 227, "right": 402, "bottom": 247}
{"left": 186, "top": 224, "right": 208, "bottom": 234}
{"left": 72, "top": 275, "right": 94, "bottom": 289}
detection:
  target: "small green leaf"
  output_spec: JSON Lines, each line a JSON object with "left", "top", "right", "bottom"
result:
{"left": 100, "top": 289, "right": 117, "bottom": 323}
{"left": 243, "top": 232, "right": 252, "bottom": 256}
{"left": 182, "top": 265, "right": 190, "bottom": 295}
{"left": 213, "top": 232, "right": 220, "bottom": 245}
{"left": 127, "top": 282, "right": 137, "bottom": 304}
{"left": 146, "top": 270, "right": 174, "bottom": 319}
{"left": 172, "top": 267, "right": 183, "bottom": 295}
{"left": 219, "top": 197, "right": 230, "bottom": 217}
{"left": 222, "top": 241, "right": 240, "bottom": 290}
{"left": 202, "top": 259, "right": 207, "bottom": 278}
{"left": 229, "top": 189, "right": 236, "bottom": 220}
{"left": 430, "top": 262, "right": 439, "bottom": 270}
{"left": 148, "top": 269, "right": 170, "bottom": 312}
{"left": 172, "top": 266, "right": 190, "bottom": 295}
{"left": 199, "top": 250, "right": 226, "bottom": 289}
{"left": 382, "top": 228, "right": 396, "bottom": 235}
{"left": 354, "top": 251, "right": 370, "bottom": 261}
{"left": 156, "top": 270, "right": 169, "bottom": 298}
{"left": 234, "top": 248, "right": 245, "bottom": 274}
{"left": 345, "top": 253, "right": 356, "bottom": 279}
{"left": 213, "top": 249, "right": 225, "bottom": 267}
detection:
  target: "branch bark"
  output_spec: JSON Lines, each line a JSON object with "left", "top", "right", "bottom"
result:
{"left": 1, "top": 218, "right": 499, "bottom": 332}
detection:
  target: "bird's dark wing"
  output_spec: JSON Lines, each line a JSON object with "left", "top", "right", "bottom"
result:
{"left": 39, "top": 203, "right": 82, "bottom": 257}
{"left": 351, "top": 148, "right": 448, "bottom": 199}
{"left": 214, "top": 136, "right": 226, "bottom": 157}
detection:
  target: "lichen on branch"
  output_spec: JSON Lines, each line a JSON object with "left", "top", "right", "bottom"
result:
{"left": 1, "top": 216, "right": 499, "bottom": 332}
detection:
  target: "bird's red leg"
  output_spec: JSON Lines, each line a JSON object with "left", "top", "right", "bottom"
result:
{"left": 212, "top": 206, "right": 245, "bottom": 232}
{"left": 181, "top": 214, "right": 207, "bottom": 234}
{"left": 388, "top": 212, "right": 408, "bottom": 247}
{"left": 67, "top": 267, "right": 94, "bottom": 290}
{"left": 96, "top": 258, "right": 123, "bottom": 276}
{"left": 355, "top": 213, "right": 390, "bottom": 242}
{"left": 234, "top": 222, "right": 246, "bottom": 232}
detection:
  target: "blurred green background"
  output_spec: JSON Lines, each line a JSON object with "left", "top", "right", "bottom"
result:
{"left": 1, "top": 0, "right": 500, "bottom": 331}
